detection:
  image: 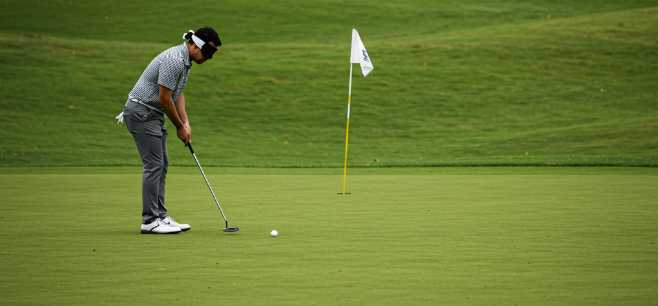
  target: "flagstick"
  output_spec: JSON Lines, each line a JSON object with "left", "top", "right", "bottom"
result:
{"left": 340, "top": 63, "right": 354, "bottom": 195}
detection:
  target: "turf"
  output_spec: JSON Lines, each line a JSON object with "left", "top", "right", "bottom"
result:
{"left": 1, "top": 1, "right": 657, "bottom": 167}
{"left": 1, "top": 167, "right": 657, "bottom": 305}
{"left": 1, "top": 1, "right": 657, "bottom": 304}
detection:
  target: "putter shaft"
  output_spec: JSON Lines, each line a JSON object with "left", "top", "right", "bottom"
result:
{"left": 187, "top": 144, "right": 230, "bottom": 224}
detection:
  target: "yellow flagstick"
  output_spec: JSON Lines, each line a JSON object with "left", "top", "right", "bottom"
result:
{"left": 341, "top": 28, "right": 373, "bottom": 194}
{"left": 340, "top": 63, "right": 354, "bottom": 195}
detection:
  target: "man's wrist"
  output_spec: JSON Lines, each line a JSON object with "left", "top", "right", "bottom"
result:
{"left": 172, "top": 118, "right": 183, "bottom": 129}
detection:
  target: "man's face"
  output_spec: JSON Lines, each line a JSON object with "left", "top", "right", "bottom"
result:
{"left": 190, "top": 42, "right": 218, "bottom": 64}
{"left": 190, "top": 45, "right": 206, "bottom": 64}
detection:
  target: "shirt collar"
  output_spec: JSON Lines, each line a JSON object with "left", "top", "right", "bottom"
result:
{"left": 180, "top": 43, "right": 192, "bottom": 68}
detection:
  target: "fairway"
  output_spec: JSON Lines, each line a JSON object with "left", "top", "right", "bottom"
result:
{"left": 1, "top": 1, "right": 657, "bottom": 167}
{"left": 1, "top": 167, "right": 657, "bottom": 305}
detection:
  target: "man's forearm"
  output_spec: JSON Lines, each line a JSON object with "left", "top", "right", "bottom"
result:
{"left": 160, "top": 95, "right": 184, "bottom": 129}
{"left": 175, "top": 94, "right": 189, "bottom": 125}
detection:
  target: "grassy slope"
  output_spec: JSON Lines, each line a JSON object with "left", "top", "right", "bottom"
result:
{"left": 0, "top": 167, "right": 657, "bottom": 305}
{"left": 0, "top": 1, "right": 657, "bottom": 167}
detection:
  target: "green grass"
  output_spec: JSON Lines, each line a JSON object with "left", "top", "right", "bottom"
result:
{"left": 1, "top": 167, "right": 657, "bottom": 305}
{"left": 1, "top": 1, "right": 657, "bottom": 167}
{"left": 1, "top": 2, "right": 657, "bottom": 304}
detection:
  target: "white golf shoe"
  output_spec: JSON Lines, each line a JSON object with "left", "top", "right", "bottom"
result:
{"left": 140, "top": 219, "right": 182, "bottom": 234}
{"left": 161, "top": 216, "right": 191, "bottom": 232}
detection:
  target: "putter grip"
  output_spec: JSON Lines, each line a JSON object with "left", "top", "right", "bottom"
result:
{"left": 186, "top": 143, "right": 195, "bottom": 154}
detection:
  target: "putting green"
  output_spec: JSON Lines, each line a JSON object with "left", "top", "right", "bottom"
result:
{"left": 1, "top": 167, "right": 657, "bottom": 305}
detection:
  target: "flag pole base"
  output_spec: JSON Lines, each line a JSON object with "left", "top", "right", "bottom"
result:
{"left": 337, "top": 193, "right": 352, "bottom": 195}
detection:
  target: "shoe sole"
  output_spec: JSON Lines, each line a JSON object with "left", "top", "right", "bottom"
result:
{"left": 140, "top": 230, "right": 181, "bottom": 234}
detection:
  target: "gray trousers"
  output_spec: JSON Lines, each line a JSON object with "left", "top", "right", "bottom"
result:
{"left": 124, "top": 102, "right": 169, "bottom": 224}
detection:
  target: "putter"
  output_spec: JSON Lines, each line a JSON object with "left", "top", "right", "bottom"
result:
{"left": 187, "top": 143, "right": 240, "bottom": 233}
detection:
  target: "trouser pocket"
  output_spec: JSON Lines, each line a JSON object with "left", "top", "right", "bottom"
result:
{"left": 125, "top": 107, "right": 165, "bottom": 137}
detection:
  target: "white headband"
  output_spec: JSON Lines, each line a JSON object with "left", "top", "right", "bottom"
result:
{"left": 191, "top": 34, "right": 205, "bottom": 49}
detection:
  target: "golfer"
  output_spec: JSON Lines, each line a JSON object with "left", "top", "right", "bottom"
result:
{"left": 117, "top": 27, "right": 221, "bottom": 234}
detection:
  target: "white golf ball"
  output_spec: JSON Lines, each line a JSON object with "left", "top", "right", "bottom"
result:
{"left": 270, "top": 229, "right": 279, "bottom": 237}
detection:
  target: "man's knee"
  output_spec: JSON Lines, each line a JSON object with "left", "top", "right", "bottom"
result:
{"left": 143, "top": 158, "right": 166, "bottom": 179}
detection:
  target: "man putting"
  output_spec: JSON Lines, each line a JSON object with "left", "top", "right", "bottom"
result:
{"left": 117, "top": 27, "right": 221, "bottom": 234}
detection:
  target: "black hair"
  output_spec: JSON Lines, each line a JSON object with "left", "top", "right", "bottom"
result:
{"left": 184, "top": 26, "right": 222, "bottom": 48}
{"left": 183, "top": 27, "right": 221, "bottom": 59}
{"left": 198, "top": 26, "right": 221, "bottom": 47}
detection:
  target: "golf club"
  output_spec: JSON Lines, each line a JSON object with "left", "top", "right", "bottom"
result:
{"left": 186, "top": 143, "right": 239, "bottom": 233}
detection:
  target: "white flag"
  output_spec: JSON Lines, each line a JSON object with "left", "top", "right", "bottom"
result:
{"left": 350, "top": 28, "right": 374, "bottom": 77}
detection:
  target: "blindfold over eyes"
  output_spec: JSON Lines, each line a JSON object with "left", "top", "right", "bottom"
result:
{"left": 191, "top": 34, "right": 219, "bottom": 59}
{"left": 201, "top": 44, "right": 217, "bottom": 59}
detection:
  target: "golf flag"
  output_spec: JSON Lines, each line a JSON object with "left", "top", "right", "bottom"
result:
{"left": 341, "top": 28, "right": 373, "bottom": 195}
{"left": 350, "top": 28, "right": 374, "bottom": 77}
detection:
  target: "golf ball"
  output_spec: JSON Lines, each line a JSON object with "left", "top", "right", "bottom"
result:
{"left": 270, "top": 229, "right": 278, "bottom": 237}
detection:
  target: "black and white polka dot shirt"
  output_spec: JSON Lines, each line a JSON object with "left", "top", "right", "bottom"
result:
{"left": 128, "top": 43, "right": 192, "bottom": 111}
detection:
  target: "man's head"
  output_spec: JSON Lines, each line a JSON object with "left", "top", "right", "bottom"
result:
{"left": 184, "top": 27, "right": 221, "bottom": 64}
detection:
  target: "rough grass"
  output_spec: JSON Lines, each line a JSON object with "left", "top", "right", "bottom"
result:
{"left": 0, "top": 1, "right": 657, "bottom": 167}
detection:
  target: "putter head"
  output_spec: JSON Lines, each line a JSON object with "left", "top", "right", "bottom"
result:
{"left": 223, "top": 227, "right": 240, "bottom": 233}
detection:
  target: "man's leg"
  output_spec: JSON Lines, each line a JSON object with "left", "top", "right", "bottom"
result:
{"left": 131, "top": 132, "right": 165, "bottom": 224}
{"left": 152, "top": 129, "right": 192, "bottom": 231}
{"left": 157, "top": 129, "right": 168, "bottom": 219}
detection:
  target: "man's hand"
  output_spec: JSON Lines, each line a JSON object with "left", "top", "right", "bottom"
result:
{"left": 177, "top": 124, "right": 192, "bottom": 144}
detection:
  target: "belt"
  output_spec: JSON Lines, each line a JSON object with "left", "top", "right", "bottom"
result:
{"left": 115, "top": 97, "right": 165, "bottom": 125}
{"left": 128, "top": 98, "right": 165, "bottom": 115}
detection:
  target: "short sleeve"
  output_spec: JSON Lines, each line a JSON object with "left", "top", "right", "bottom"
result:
{"left": 157, "top": 56, "right": 184, "bottom": 91}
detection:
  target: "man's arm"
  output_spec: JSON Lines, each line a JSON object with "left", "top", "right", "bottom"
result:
{"left": 159, "top": 85, "right": 191, "bottom": 143}
{"left": 175, "top": 94, "right": 190, "bottom": 130}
